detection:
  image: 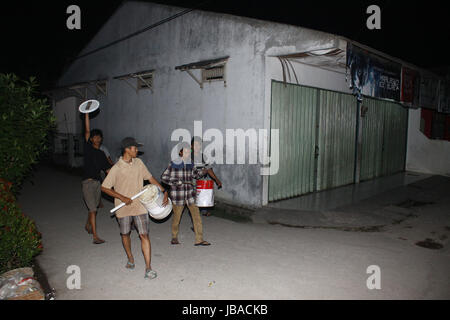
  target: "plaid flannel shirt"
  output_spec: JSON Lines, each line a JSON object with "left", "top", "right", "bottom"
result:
{"left": 161, "top": 161, "right": 203, "bottom": 206}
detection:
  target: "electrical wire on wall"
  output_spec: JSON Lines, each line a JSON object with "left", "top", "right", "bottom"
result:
{"left": 73, "top": 0, "right": 213, "bottom": 62}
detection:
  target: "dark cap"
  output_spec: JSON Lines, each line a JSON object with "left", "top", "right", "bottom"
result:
{"left": 121, "top": 137, "right": 143, "bottom": 149}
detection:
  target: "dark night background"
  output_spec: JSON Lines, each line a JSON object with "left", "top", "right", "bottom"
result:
{"left": 1, "top": 0, "right": 449, "bottom": 91}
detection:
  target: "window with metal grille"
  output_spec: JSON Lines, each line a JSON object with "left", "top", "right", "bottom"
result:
{"left": 202, "top": 65, "right": 225, "bottom": 82}
{"left": 137, "top": 74, "right": 153, "bottom": 90}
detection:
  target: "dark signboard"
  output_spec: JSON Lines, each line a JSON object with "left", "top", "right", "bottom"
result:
{"left": 401, "top": 67, "right": 420, "bottom": 107}
{"left": 347, "top": 43, "right": 401, "bottom": 101}
{"left": 419, "top": 75, "right": 440, "bottom": 110}
{"left": 438, "top": 80, "right": 450, "bottom": 114}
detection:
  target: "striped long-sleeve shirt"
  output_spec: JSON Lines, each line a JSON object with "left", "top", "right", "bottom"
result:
{"left": 161, "top": 161, "right": 204, "bottom": 206}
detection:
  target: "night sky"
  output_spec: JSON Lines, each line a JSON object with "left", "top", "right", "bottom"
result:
{"left": 1, "top": 0, "right": 449, "bottom": 91}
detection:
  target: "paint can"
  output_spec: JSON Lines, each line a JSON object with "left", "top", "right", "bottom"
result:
{"left": 138, "top": 185, "right": 172, "bottom": 220}
{"left": 195, "top": 180, "right": 214, "bottom": 207}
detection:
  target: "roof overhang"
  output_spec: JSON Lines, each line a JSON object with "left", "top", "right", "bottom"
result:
{"left": 175, "top": 56, "right": 229, "bottom": 89}
{"left": 113, "top": 69, "right": 155, "bottom": 80}
{"left": 175, "top": 56, "right": 229, "bottom": 71}
{"left": 113, "top": 69, "right": 155, "bottom": 93}
{"left": 44, "top": 78, "right": 108, "bottom": 100}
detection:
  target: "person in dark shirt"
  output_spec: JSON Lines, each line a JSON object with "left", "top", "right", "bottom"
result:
{"left": 191, "top": 136, "right": 222, "bottom": 216}
{"left": 82, "top": 113, "right": 111, "bottom": 244}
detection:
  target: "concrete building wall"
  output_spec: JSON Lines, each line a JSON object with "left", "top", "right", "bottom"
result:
{"left": 56, "top": 1, "right": 344, "bottom": 207}
{"left": 406, "top": 108, "right": 450, "bottom": 177}
{"left": 63, "top": 1, "right": 441, "bottom": 206}
{"left": 53, "top": 96, "right": 80, "bottom": 134}
{"left": 58, "top": 2, "right": 265, "bottom": 206}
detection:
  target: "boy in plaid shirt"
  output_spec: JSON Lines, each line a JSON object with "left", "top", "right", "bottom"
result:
{"left": 161, "top": 142, "right": 211, "bottom": 246}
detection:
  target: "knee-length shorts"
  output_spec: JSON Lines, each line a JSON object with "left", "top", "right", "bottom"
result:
{"left": 118, "top": 214, "right": 149, "bottom": 235}
{"left": 82, "top": 179, "right": 101, "bottom": 212}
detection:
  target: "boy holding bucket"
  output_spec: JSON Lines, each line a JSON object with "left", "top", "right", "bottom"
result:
{"left": 101, "top": 137, "right": 168, "bottom": 279}
{"left": 191, "top": 136, "right": 222, "bottom": 216}
{"left": 161, "top": 142, "right": 211, "bottom": 246}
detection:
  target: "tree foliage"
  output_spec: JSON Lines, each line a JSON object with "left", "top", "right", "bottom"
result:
{"left": 0, "top": 73, "right": 56, "bottom": 194}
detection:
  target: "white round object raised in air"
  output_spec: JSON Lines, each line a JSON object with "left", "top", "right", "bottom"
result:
{"left": 139, "top": 185, "right": 172, "bottom": 220}
{"left": 78, "top": 99, "right": 100, "bottom": 113}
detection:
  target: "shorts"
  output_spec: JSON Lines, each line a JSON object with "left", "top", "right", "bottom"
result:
{"left": 82, "top": 179, "right": 101, "bottom": 212}
{"left": 118, "top": 214, "right": 149, "bottom": 235}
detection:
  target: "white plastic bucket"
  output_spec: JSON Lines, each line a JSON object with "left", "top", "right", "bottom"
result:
{"left": 195, "top": 180, "right": 214, "bottom": 207}
{"left": 138, "top": 185, "right": 172, "bottom": 220}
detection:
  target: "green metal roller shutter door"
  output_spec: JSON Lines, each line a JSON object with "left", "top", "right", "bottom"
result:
{"left": 360, "top": 97, "right": 408, "bottom": 181}
{"left": 316, "top": 90, "right": 357, "bottom": 191}
{"left": 269, "top": 81, "right": 408, "bottom": 202}
{"left": 360, "top": 98, "right": 386, "bottom": 181}
{"left": 269, "top": 81, "right": 317, "bottom": 202}
{"left": 381, "top": 100, "right": 408, "bottom": 176}
{"left": 269, "top": 81, "right": 356, "bottom": 201}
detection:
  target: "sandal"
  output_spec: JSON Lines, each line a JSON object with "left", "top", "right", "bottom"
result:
{"left": 194, "top": 240, "right": 211, "bottom": 246}
{"left": 171, "top": 238, "right": 180, "bottom": 245}
{"left": 93, "top": 238, "right": 105, "bottom": 244}
{"left": 144, "top": 269, "right": 157, "bottom": 279}
{"left": 126, "top": 261, "right": 135, "bottom": 269}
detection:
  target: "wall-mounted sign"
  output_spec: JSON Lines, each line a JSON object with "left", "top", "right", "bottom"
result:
{"left": 439, "top": 80, "right": 450, "bottom": 114}
{"left": 401, "top": 67, "right": 420, "bottom": 107}
{"left": 347, "top": 43, "right": 401, "bottom": 101}
{"left": 419, "top": 75, "right": 440, "bottom": 110}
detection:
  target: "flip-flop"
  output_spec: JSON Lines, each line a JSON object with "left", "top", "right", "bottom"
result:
{"left": 194, "top": 241, "right": 211, "bottom": 246}
{"left": 171, "top": 238, "right": 180, "bottom": 245}
{"left": 126, "top": 261, "right": 135, "bottom": 269}
{"left": 144, "top": 269, "right": 157, "bottom": 279}
{"left": 93, "top": 238, "right": 105, "bottom": 244}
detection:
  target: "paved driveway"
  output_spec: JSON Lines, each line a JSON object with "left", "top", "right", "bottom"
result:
{"left": 18, "top": 165, "right": 450, "bottom": 299}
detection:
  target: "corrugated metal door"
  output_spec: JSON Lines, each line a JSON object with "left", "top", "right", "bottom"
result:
{"left": 269, "top": 81, "right": 317, "bottom": 201}
{"left": 316, "top": 91, "right": 357, "bottom": 191}
{"left": 360, "top": 97, "right": 408, "bottom": 181}
{"left": 382, "top": 100, "right": 408, "bottom": 176}
{"left": 269, "top": 82, "right": 408, "bottom": 202}
{"left": 360, "top": 98, "right": 385, "bottom": 181}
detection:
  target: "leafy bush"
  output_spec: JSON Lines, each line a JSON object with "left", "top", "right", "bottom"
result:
{"left": 0, "top": 179, "right": 43, "bottom": 274}
{"left": 0, "top": 73, "right": 56, "bottom": 194}
{"left": 0, "top": 74, "right": 51, "bottom": 273}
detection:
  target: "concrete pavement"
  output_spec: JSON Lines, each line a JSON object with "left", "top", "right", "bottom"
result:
{"left": 17, "top": 165, "right": 450, "bottom": 299}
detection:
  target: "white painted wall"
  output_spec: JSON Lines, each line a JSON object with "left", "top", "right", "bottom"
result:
{"left": 406, "top": 108, "right": 450, "bottom": 176}
{"left": 55, "top": 1, "right": 348, "bottom": 207}
{"left": 58, "top": 2, "right": 267, "bottom": 206}
{"left": 60, "top": 1, "right": 436, "bottom": 206}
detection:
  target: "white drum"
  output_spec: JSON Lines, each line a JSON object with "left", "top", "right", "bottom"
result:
{"left": 195, "top": 180, "right": 214, "bottom": 207}
{"left": 139, "top": 185, "right": 172, "bottom": 220}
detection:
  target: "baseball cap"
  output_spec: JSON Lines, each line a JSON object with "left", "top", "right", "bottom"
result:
{"left": 121, "top": 137, "right": 143, "bottom": 149}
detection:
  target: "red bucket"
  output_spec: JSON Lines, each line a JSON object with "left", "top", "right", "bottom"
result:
{"left": 195, "top": 180, "right": 214, "bottom": 207}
